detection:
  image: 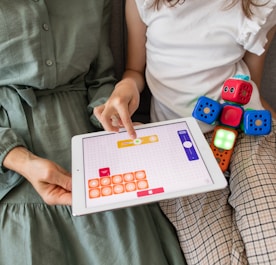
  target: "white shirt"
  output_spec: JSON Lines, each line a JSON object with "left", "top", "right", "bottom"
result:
{"left": 135, "top": 0, "right": 276, "bottom": 132}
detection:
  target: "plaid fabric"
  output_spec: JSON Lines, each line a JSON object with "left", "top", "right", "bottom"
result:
{"left": 159, "top": 120, "right": 276, "bottom": 265}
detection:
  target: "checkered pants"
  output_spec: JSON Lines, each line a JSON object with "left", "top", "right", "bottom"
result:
{"left": 159, "top": 120, "right": 276, "bottom": 265}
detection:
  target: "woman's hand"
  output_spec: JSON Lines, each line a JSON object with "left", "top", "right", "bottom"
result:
{"left": 3, "top": 147, "right": 72, "bottom": 205}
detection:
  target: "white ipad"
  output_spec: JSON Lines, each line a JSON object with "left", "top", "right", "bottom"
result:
{"left": 72, "top": 117, "right": 227, "bottom": 216}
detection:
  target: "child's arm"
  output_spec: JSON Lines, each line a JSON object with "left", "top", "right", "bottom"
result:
{"left": 94, "top": 0, "right": 147, "bottom": 139}
{"left": 243, "top": 25, "right": 276, "bottom": 119}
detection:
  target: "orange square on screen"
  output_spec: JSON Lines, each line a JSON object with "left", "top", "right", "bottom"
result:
{"left": 112, "top": 175, "right": 123, "bottom": 184}
{"left": 113, "top": 184, "right": 125, "bottom": 194}
{"left": 125, "top": 182, "right": 137, "bottom": 192}
{"left": 100, "top": 177, "right": 111, "bottom": 186}
{"left": 101, "top": 186, "right": 113, "bottom": 196}
{"left": 89, "top": 188, "right": 101, "bottom": 199}
{"left": 135, "top": 170, "right": 146, "bottom": 180}
{"left": 137, "top": 180, "right": 149, "bottom": 190}
{"left": 123, "top": 173, "right": 135, "bottom": 182}
{"left": 88, "top": 179, "right": 100, "bottom": 188}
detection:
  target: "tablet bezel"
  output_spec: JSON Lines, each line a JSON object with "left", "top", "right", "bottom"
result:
{"left": 72, "top": 117, "right": 227, "bottom": 216}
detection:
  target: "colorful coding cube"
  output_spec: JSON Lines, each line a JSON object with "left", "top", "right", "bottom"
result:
{"left": 219, "top": 104, "right": 243, "bottom": 128}
{"left": 192, "top": 96, "right": 222, "bottom": 124}
{"left": 210, "top": 141, "right": 234, "bottom": 172}
{"left": 212, "top": 126, "right": 238, "bottom": 150}
{"left": 243, "top": 110, "right": 272, "bottom": 135}
{"left": 221, "top": 78, "right": 253, "bottom": 105}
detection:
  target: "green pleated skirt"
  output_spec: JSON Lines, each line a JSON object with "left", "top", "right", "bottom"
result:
{"left": 0, "top": 88, "right": 186, "bottom": 265}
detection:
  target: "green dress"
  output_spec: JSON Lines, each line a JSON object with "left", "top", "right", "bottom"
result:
{"left": 0, "top": 1, "right": 186, "bottom": 264}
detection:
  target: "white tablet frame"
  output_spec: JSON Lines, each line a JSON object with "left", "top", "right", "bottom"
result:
{"left": 72, "top": 117, "right": 227, "bottom": 216}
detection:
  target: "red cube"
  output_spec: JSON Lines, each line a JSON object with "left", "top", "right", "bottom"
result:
{"left": 221, "top": 78, "right": 253, "bottom": 105}
{"left": 220, "top": 104, "right": 243, "bottom": 128}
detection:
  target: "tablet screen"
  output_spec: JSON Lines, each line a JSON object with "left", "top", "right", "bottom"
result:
{"left": 76, "top": 119, "right": 224, "bottom": 212}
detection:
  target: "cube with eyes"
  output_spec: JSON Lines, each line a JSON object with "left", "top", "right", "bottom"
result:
{"left": 221, "top": 78, "right": 253, "bottom": 105}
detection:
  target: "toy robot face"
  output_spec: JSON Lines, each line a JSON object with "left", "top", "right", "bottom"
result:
{"left": 223, "top": 86, "right": 235, "bottom": 93}
{"left": 221, "top": 79, "right": 253, "bottom": 105}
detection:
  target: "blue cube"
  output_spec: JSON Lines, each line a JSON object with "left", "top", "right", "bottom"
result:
{"left": 192, "top": 96, "right": 222, "bottom": 124}
{"left": 243, "top": 110, "right": 272, "bottom": 135}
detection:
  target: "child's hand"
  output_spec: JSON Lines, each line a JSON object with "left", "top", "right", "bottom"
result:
{"left": 94, "top": 80, "right": 141, "bottom": 139}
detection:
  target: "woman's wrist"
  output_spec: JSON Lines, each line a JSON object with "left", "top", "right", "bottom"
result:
{"left": 3, "top": 146, "right": 35, "bottom": 177}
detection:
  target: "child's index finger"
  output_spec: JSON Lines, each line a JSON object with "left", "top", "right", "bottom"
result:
{"left": 117, "top": 111, "right": 137, "bottom": 140}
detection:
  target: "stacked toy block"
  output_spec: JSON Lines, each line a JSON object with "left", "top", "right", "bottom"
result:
{"left": 192, "top": 75, "right": 272, "bottom": 172}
